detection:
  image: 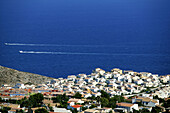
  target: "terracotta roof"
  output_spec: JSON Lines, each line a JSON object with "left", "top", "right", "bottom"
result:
{"left": 9, "top": 110, "right": 16, "bottom": 112}
{"left": 2, "top": 104, "right": 20, "bottom": 108}
{"left": 71, "top": 105, "right": 82, "bottom": 108}
{"left": 69, "top": 98, "right": 81, "bottom": 102}
{"left": 43, "top": 99, "right": 53, "bottom": 104}
{"left": 151, "top": 100, "right": 158, "bottom": 103}
{"left": 31, "top": 107, "right": 45, "bottom": 111}
{"left": 116, "top": 103, "right": 134, "bottom": 107}
{"left": 136, "top": 97, "right": 158, "bottom": 103}
{"left": 84, "top": 109, "right": 99, "bottom": 112}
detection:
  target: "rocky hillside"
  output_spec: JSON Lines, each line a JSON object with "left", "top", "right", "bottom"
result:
{"left": 0, "top": 66, "right": 54, "bottom": 86}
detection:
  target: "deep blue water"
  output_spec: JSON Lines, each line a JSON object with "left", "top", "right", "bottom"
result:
{"left": 0, "top": 0, "right": 170, "bottom": 78}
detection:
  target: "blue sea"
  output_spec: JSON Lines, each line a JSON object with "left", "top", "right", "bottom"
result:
{"left": 0, "top": 0, "right": 170, "bottom": 78}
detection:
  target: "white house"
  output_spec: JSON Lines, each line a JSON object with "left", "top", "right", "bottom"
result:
{"left": 53, "top": 107, "right": 72, "bottom": 113}
{"left": 116, "top": 102, "right": 138, "bottom": 112}
{"left": 84, "top": 109, "right": 99, "bottom": 113}
{"left": 68, "top": 98, "right": 84, "bottom": 104}
{"left": 91, "top": 92, "right": 101, "bottom": 97}
{"left": 103, "top": 73, "right": 112, "bottom": 79}
{"left": 90, "top": 87, "right": 99, "bottom": 92}
{"left": 67, "top": 75, "right": 77, "bottom": 81}
{"left": 83, "top": 93, "right": 92, "bottom": 98}
{"left": 77, "top": 74, "right": 87, "bottom": 78}
{"left": 132, "top": 97, "right": 159, "bottom": 107}
{"left": 67, "top": 105, "right": 83, "bottom": 112}
{"left": 95, "top": 68, "right": 105, "bottom": 75}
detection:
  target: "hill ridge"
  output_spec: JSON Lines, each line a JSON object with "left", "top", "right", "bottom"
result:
{"left": 0, "top": 65, "right": 54, "bottom": 86}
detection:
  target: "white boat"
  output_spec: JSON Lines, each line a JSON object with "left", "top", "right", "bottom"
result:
{"left": 19, "top": 51, "right": 23, "bottom": 53}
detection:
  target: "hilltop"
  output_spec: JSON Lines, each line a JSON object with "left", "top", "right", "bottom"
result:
{"left": 0, "top": 66, "right": 54, "bottom": 86}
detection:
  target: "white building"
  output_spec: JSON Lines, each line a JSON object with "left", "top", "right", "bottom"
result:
{"left": 116, "top": 102, "right": 138, "bottom": 112}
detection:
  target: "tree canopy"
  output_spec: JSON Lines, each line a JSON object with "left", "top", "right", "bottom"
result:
{"left": 52, "top": 93, "right": 69, "bottom": 108}
{"left": 35, "top": 108, "right": 49, "bottom": 113}
{"left": 20, "top": 93, "right": 44, "bottom": 108}
{"left": 98, "top": 90, "right": 125, "bottom": 108}
{"left": 74, "top": 92, "right": 82, "bottom": 99}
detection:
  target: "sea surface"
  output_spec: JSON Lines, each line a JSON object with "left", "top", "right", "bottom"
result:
{"left": 0, "top": 0, "right": 170, "bottom": 78}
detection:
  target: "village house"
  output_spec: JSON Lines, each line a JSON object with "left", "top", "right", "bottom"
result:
{"left": 140, "top": 72, "right": 152, "bottom": 77}
{"left": 84, "top": 109, "right": 99, "bottom": 113}
{"left": 83, "top": 92, "right": 92, "bottom": 98}
{"left": 116, "top": 102, "right": 138, "bottom": 112}
{"left": 91, "top": 92, "right": 101, "bottom": 97}
{"left": 77, "top": 74, "right": 87, "bottom": 79}
{"left": 95, "top": 68, "right": 105, "bottom": 75}
{"left": 124, "top": 70, "right": 136, "bottom": 75}
{"left": 68, "top": 98, "right": 84, "bottom": 105}
{"left": 132, "top": 96, "right": 159, "bottom": 107}
{"left": 95, "top": 107, "right": 113, "bottom": 113}
{"left": 103, "top": 72, "right": 112, "bottom": 79}
{"left": 67, "top": 104, "right": 83, "bottom": 112}
{"left": 52, "top": 107, "right": 72, "bottom": 113}
{"left": 85, "top": 77, "right": 93, "bottom": 83}
{"left": 111, "top": 68, "right": 123, "bottom": 74}
{"left": 67, "top": 75, "right": 77, "bottom": 81}
{"left": 91, "top": 73, "right": 99, "bottom": 79}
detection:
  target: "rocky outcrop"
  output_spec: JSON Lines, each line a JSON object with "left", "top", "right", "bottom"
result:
{"left": 0, "top": 66, "right": 54, "bottom": 86}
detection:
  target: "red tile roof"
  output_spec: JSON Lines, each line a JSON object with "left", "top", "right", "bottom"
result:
{"left": 71, "top": 105, "right": 83, "bottom": 108}
{"left": 116, "top": 103, "right": 134, "bottom": 107}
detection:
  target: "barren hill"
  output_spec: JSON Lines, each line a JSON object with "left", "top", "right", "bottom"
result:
{"left": 0, "top": 66, "right": 54, "bottom": 86}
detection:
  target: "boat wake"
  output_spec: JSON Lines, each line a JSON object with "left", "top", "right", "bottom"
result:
{"left": 19, "top": 51, "right": 109, "bottom": 55}
{"left": 18, "top": 50, "right": 160, "bottom": 56}
{"left": 5, "top": 43, "right": 57, "bottom": 46}
{"left": 5, "top": 43, "right": 119, "bottom": 48}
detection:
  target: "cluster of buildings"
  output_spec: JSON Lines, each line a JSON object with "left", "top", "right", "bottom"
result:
{"left": 0, "top": 68, "right": 169, "bottom": 113}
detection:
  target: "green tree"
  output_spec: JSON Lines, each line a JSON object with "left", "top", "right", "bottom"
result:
{"left": 87, "top": 95, "right": 95, "bottom": 100}
{"left": 20, "top": 99, "right": 31, "bottom": 108}
{"left": 0, "top": 109, "right": 8, "bottom": 113}
{"left": 162, "top": 99, "right": 170, "bottom": 108}
{"left": 29, "top": 93, "right": 44, "bottom": 107}
{"left": 151, "top": 106, "right": 162, "bottom": 113}
{"left": 20, "top": 93, "right": 44, "bottom": 108}
{"left": 95, "top": 96, "right": 100, "bottom": 103}
{"left": 105, "top": 95, "right": 125, "bottom": 109}
{"left": 30, "top": 93, "right": 44, "bottom": 104}
{"left": 140, "top": 108, "right": 150, "bottom": 113}
{"left": 0, "top": 107, "right": 11, "bottom": 113}
{"left": 70, "top": 108, "right": 78, "bottom": 113}
{"left": 82, "top": 106, "right": 87, "bottom": 111}
{"left": 101, "top": 90, "right": 110, "bottom": 99}
{"left": 89, "top": 104, "right": 97, "bottom": 109}
{"left": 108, "top": 97, "right": 116, "bottom": 108}
{"left": 35, "top": 108, "right": 49, "bottom": 113}
{"left": 100, "top": 97, "right": 109, "bottom": 107}
{"left": 48, "top": 104, "right": 54, "bottom": 112}
{"left": 74, "top": 92, "right": 82, "bottom": 99}
{"left": 16, "top": 109, "right": 24, "bottom": 113}
{"left": 109, "top": 110, "right": 113, "bottom": 113}
{"left": 0, "top": 97, "right": 5, "bottom": 103}
{"left": 52, "top": 93, "right": 69, "bottom": 108}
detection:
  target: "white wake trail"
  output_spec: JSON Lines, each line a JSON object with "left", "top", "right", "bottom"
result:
{"left": 5, "top": 43, "right": 116, "bottom": 47}
{"left": 19, "top": 51, "right": 108, "bottom": 55}
{"left": 18, "top": 51, "right": 159, "bottom": 56}
{"left": 5, "top": 43, "right": 53, "bottom": 46}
